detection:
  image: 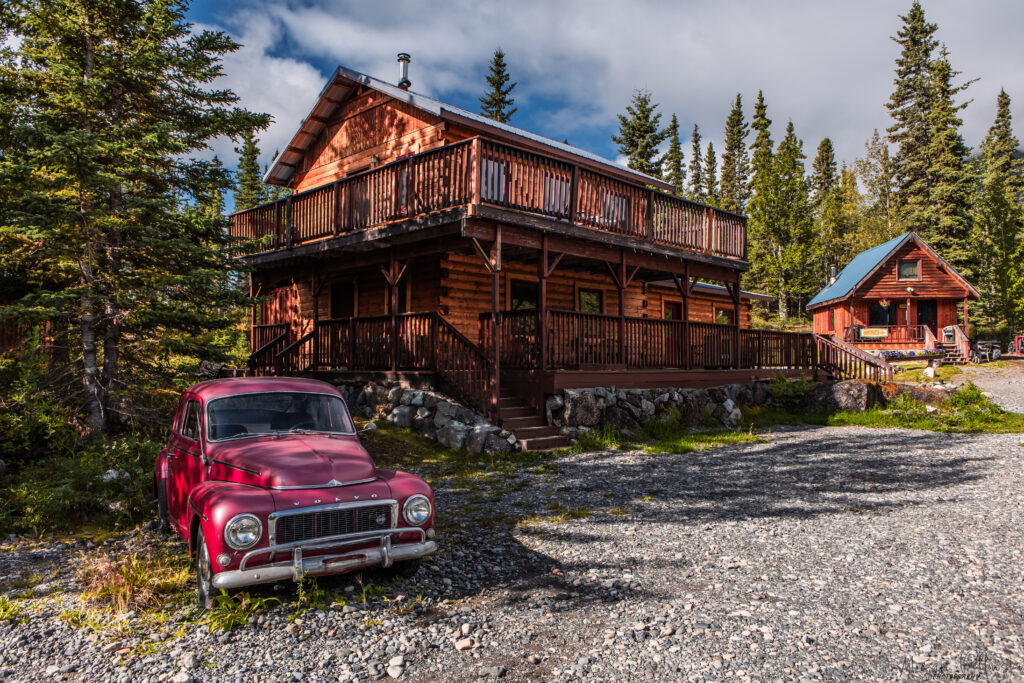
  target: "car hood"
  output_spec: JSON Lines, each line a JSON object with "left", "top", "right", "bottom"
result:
{"left": 207, "top": 435, "right": 375, "bottom": 489}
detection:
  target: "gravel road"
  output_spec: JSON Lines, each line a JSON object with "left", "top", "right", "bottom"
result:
{"left": 954, "top": 359, "right": 1024, "bottom": 412}
{"left": 3, "top": 423, "right": 1023, "bottom": 682}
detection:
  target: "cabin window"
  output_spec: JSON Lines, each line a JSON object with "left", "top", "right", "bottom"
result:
{"left": 180, "top": 399, "right": 201, "bottom": 442}
{"left": 715, "top": 307, "right": 735, "bottom": 325}
{"left": 509, "top": 279, "right": 539, "bottom": 310}
{"left": 578, "top": 288, "right": 603, "bottom": 315}
{"left": 330, "top": 282, "right": 356, "bottom": 319}
{"left": 868, "top": 302, "right": 898, "bottom": 326}
{"left": 897, "top": 259, "right": 920, "bottom": 280}
{"left": 828, "top": 308, "right": 835, "bottom": 331}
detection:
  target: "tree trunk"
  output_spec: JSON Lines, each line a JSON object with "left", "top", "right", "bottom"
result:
{"left": 81, "top": 296, "right": 105, "bottom": 433}
{"left": 101, "top": 194, "right": 123, "bottom": 425}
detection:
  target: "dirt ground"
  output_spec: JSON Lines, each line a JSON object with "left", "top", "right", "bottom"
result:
{"left": 952, "top": 358, "right": 1024, "bottom": 412}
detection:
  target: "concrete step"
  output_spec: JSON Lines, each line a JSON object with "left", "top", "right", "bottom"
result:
{"left": 519, "top": 435, "right": 570, "bottom": 451}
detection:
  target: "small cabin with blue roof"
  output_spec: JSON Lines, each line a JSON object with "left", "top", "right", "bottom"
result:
{"left": 807, "top": 232, "right": 979, "bottom": 351}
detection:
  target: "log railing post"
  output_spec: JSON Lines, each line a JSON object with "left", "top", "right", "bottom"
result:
{"left": 645, "top": 189, "right": 654, "bottom": 240}
{"left": 333, "top": 182, "right": 341, "bottom": 236}
{"left": 569, "top": 166, "right": 579, "bottom": 225}
{"left": 539, "top": 236, "right": 549, "bottom": 372}
{"left": 285, "top": 195, "right": 294, "bottom": 249}
{"left": 470, "top": 138, "right": 482, "bottom": 209}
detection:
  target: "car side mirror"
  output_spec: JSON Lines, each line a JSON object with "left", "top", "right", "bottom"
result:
{"left": 358, "top": 422, "right": 378, "bottom": 436}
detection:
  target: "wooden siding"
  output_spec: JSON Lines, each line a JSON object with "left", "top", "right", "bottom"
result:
{"left": 293, "top": 93, "right": 448, "bottom": 193}
{"left": 439, "top": 253, "right": 751, "bottom": 340}
{"left": 858, "top": 241, "right": 971, "bottom": 300}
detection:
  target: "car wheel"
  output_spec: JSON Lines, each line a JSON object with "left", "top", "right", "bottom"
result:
{"left": 195, "top": 526, "right": 214, "bottom": 610}
{"left": 155, "top": 477, "right": 169, "bottom": 533}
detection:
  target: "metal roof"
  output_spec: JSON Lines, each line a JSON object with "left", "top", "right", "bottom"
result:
{"left": 264, "top": 64, "right": 672, "bottom": 190}
{"left": 806, "top": 232, "right": 979, "bottom": 310}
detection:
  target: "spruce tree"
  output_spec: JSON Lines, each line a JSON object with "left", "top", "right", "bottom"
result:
{"left": 719, "top": 94, "right": 750, "bottom": 212}
{"left": 234, "top": 128, "right": 266, "bottom": 211}
{"left": 810, "top": 139, "right": 845, "bottom": 286}
{"left": 703, "top": 142, "right": 719, "bottom": 204}
{"left": 688, "top": 124, "right": 705, "bottom": 201}
{"left": 0, "top": 0, "right": 268, "bottom": 433}
{"left": 745, "top": 91, "right": 775, "bottom": 297}
{"left": 661, "top": 114, "right": 686, "bottom": 197}
{"left": 924, "top": 48, "right": 974, "bottom": 274}
{"left": 886, "top": 0, "right": 938, "bottom": 232}
{"left": 810, "top": 138, "right": 838, "bottom": 201}
{"left": 478, "top": 48, "right": 517, "bottom": 123}
{"left": 855, "top": 129, "right": 898, "bottom": 234}
{"left": 975, "top": 89, "right": 1024, "bottom": 332}
{"left": 611, "top": 90, "right": 669, "bottom": 177}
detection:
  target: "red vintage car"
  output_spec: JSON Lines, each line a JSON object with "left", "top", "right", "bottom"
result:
{"left": 154, "top": 377, "right": 437, "bottom": 607}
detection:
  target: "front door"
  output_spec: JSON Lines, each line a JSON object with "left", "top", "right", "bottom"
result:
{"left": 664, "top": 301, "right": 684, "bottom": 367}
{"left": 916, "top": 300, "right": 938, "bottom": 336}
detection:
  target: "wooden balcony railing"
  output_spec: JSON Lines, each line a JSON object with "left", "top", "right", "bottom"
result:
{"left": 230, "top": 137, "right": 747, "bottom": 260}
{"left": 816, "top": 335, "right": 894, "bottom": 382}
{"left": 479, "top": 309, "right": 817, "bottom": 372}
{"left": 844, "top": 325, "right": 929, "bottom": 344}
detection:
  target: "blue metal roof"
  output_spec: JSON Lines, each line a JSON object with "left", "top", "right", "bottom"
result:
{"left": 807, "top": 233, "right": 912, "bottom": 309}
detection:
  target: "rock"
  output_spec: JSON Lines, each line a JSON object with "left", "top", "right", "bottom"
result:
{"left": 387, "top": 665, "right": 404, "bottom": 678}
{"left": 387, "top": 387, "right": 403, "bottom": 405}
{"left": 922, "top": 366, "right": 937, "bottom": 379}
{"left": 483, "top": 433, "right": 512, "bottom": 455}
{"left": 527, "top": 654, "right": 542, "bottom": 664}
{"left": 437, "top": 423, "right": 468, "bottom": 450}
{"left": 603, "top": 405, "right": 639, "bottom": 435}
{"left": 804, "top": 380, "right": 883, "bottom": 413}
{"left": 389, "top": 655, "right": 405, "bottom": 667}
{"left": 466, "top": 425, "right": 500, "bottom": 454}
{"left": 640, "top": 398, "right": 655, "bottom": 416}
{"left": 181, "top": 653, "right": 196, "bottom": 669}
{"left": 170, "top": 673, "right": 192, "bottom": 683}
{"left": 479, "top": 665, "right": 506, "bottom": 678}
{"left": 454, "top": 637, "right": 474, "bottom": 650}
{"left": 564, "top": 390, "right": 601, "bottom": 427}
{"left": 388, "top": 405, "right": 417, "bottom": 429}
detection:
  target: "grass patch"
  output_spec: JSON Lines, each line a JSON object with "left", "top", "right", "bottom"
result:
{"left": 744, "top": 382, "right": 1024, "bottom": 434}
{"left": 609, "top": 508, "right": 627, "bottom": 516}
{"left": 78, "top": 550, "right": 191, "bottom": 614}
{"left": 567, "top": 408, "right": 764, "bottom": 455}
{"left": 0, "top": 596, "right": 25, "bottom": 623}
{"left": 204, "top": 590, "right": 281, "bottom": 632}
{"left": 895, "top": 361, "right": 962, "bottom": 383}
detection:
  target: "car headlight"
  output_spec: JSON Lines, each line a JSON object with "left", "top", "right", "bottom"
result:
{"left": 402, "top": 495, "right": 432, "bottom": 526}
{"left": 224, "top": 513, "right": 262, "bottom": 550}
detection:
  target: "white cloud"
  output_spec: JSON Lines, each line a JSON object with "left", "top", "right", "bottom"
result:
{"left": 199, "top": 0, "right": 1024, "bottom": 172}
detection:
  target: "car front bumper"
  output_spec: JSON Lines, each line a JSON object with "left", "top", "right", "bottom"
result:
{"left": 211, "top": 528, "right": 437, "bottom": 590}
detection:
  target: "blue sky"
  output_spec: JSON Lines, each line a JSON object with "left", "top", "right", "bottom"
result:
{"left": 187, "top": 0, "right": 1024, "bottom": 176}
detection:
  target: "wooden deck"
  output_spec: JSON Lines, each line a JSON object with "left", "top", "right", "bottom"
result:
{"left": 229, "top": 137, "right": 747, "bottom": 263}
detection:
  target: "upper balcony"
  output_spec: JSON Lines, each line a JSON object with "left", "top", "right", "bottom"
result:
{"left": 229, "top": 136, "right": 747, "bottom": 263}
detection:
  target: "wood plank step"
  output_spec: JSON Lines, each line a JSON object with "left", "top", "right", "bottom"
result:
{"left": 501, "top": 416, "right": 547, "bottom": 430}
{"left": 499, "top": 406, "right": 535, "bottom": 419}
{"left": 499, "top": 396, "right": 528, "bottom": 409}
{"left": 512, "top": 425, "right": 560, "bottom": 439}
{"left": 519, "top": 435, "right": 570, "bottom": 451}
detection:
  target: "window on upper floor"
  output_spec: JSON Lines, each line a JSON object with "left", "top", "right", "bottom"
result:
{"left": 898, "top": 259, "right": 920, "bottom": 280}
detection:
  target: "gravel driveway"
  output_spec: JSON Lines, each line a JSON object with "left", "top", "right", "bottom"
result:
{"left": 954, "top": 359, "right": 1024, "bottom": 412}
{"left": 2, "top": 425, "right": 1024, "bottom": 682}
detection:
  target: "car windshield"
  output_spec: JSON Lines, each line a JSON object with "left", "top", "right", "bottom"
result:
{"left": 206, "top": 392, "right": 355, "bottom": 441}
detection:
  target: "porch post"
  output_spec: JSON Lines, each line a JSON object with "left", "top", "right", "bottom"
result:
{"left": 311, "top": 265, "right": 319, "bottom": 373}
{"left": 733, "top": 271, "right": 741, "bottom": 369}
{"left": 618, "top": 250, "right": 627, "bottom": 366}
{"left": 682, "top": 262, "right": 690, "bottom": 370}
{"left": 491, "top": 227, "right": 502, "bottom": 420}
{"left": 390, "top": 251, "right": 399, "bottom": 373}
{"left": 538, "top": 236, "right": 549, "bottom": 372}
{"left": 963, "top": 297, "right": 969, "bottom": 332}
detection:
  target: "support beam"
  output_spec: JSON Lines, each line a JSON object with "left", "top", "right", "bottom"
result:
{"left": 490, "top": 227, "right": 502, "bottom": 419}
{"left": 618, "top": 250, "right": 627, "bottom": 365}
{"left": 539, "top": 236, "right": 550, "bottom": 373}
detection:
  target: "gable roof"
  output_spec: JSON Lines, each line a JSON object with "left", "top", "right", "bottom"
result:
{"left": 265, "top": 64, "right": 673, "bottom": 191}
{"left": 806, "top": 231, "right": 980, "bottom": 310}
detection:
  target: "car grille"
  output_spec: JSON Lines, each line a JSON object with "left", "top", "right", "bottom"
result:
{"left": 275, "top": 504, "right": 393, "bottom": 545}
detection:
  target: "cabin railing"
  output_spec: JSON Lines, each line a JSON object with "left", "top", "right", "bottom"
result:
{"left": 948, "top": 324, "right": 970, "bottom": 361}
{"left": 274, "top": 331, "right": 316, "bottom": 375}
{"left": 229, "top": 137, "right": 746, "bottom": 260}
{"left": 248, "top": 327, "right": 290, "bottom": 376}
{"left": 434, "top": 314, "right": 496, "bottom": 420}
{"left": 815, "top": 334, "right": 894, "bottom": 382}
{"left": 478, "top": 309, "right": 816, "bottom": 372}
{"left": 844, "top": 324, "right": 928, "bottom": 344}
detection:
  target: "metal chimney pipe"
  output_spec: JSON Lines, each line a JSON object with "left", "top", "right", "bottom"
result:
{"left": 397, "top": 53, "right": 411, "bottom": 90}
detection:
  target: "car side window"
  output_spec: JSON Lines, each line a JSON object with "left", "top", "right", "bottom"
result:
{"left": 180, "top": 399, "right": 201, "bottom": 441}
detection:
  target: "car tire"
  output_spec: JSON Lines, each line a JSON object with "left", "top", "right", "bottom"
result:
{"left": 376, "top": 558, "right": 422, "bottom": 580}
{"left": 155, "top": 477, "right": 169, "bottom": 533}
{"left": 195, "top": 526, "right": 215, "bottom": 610}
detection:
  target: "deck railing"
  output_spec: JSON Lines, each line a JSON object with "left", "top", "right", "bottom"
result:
{"left": 844, "top": 324, "right": 929, "bottom": 344}
{"left": 815, "top": 334, "right": 894, "bottom": 382}
{"left": 479, "top": 309, "right": 817, "bottom": 372}
{"left": 229, "top": 137, "right": 747, "bottom": 260}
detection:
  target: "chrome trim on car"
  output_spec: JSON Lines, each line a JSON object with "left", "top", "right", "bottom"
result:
{"left": 211, "top": 539, "right": 438, "bottom": 590}
{"left": 270, "top": 476, "right": 377, "bottom": 491}
{"left": 239, "top": 525, "right": 427, "bottom": 571}
{"left": 267, "top": 499, "right": 399, "bottom": 545}
{"left": 204, "top": 390, "right": 357, "bottom": 443}
{"left": 209, "top": 458, "right": 262, "bottom": 476}
{"left": 188, "top": 497, "right": 208, "bottom": 522}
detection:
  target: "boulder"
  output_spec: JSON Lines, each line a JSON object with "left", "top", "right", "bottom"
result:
{"left": 603, "top": 405, "right": 640, "bottom": 435}
{"left": 640, "top": 399, "right": 655, "bottom": 417}
{"left": 483, "top": 433, "right": 512, "bottom": 455}
{"left": 564, "top": 390, "right": 601, "bottom": 427}
{"left": 423, "top": 393, "right": 440, "bottom": 409}
{"left": 388, "top": 405, "right": 417, "bottom": 429}
{"left": 437, "top": 423, "right": 468, "bottom": 450}
{"left": 804, "top": 380, "right": 883, "bottom": 413}
{"left": 466, "top": 425, "right": 501, "bottom": 454}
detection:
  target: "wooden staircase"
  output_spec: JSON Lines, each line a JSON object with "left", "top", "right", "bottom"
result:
{"left": 497, "top": 387, "right": 569, "bottom": 451}
{"left": 938, "top": 342, "right": 967, "bottom": 365}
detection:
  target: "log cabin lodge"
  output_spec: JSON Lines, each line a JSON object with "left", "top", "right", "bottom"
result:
{"left": 230, "top": 55, "right": 883, "bottom": 448}
{"left": 807, "top": 232, "right": 980, "bottom": 364}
